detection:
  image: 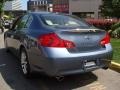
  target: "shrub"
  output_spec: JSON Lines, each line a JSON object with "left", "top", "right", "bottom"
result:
{"left": 111, "top": 22, "right": 120, "bottom": 30}
{"left": 109, "top": 22, "right": 120, "bottom": 38}
{"left": 85, "top": 19, "right": 119, "bottom": 31}
{"left": 112, "top": 27, "right": 120, "bottom": 38}
{"left": 111, "top": 27, "right": 120, "bottom": 38}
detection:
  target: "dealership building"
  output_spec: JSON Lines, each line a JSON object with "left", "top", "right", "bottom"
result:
{"left": 53, "top": 0, "right": 102, "bottom": 18}
{"left": 27, "top": 0, "right": 53, "bottom": 11}
{"left": 4, "top": 0, "right": 22, "bottom": 11}
{"left": 69, "top": 0, "right": 102, "bottom": 18}
{"left": 27, "top": 0, "right": 102, "bottom": 18}
{"left": 53, "top": 0, "right": 69, "bottom": 13}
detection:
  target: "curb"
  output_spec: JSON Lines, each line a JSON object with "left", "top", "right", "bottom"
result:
{"left": 109, "top": 62, "right": 120, "bottom": 73}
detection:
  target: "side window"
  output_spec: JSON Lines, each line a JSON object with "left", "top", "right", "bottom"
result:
{"left": 16, "top": 15, "right": 29, "bottom": 30}
{"left": 24, "top": 15, "right": 33, "bottom": 28}
{"left": 11, "top": 16, "right": 22, "bottom": 30}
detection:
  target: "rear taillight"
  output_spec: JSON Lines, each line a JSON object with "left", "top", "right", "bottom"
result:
{"left": 38, "top": 33, "right": 75, "bottom": 48}
{"left": 100, "top": 33, "right": 110, "bottom": 46}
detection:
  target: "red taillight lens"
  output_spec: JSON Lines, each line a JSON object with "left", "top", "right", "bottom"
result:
{"left": 100, "top": 33, "right": 110, "bottom": 46}
{"left": 38, "top": 33, "right": 75, "bottom": 48}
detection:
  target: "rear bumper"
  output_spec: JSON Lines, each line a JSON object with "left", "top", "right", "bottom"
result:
{"left": 41, "top": 44, "right": 112, "bottom": 58}
{"left": 31, "top": 43, "right": 112, "bottom": 76}
{"left": 33, "top": 47, "right": 112, "bottom": 76}
{"left": 47, "top": 52, "right": 112, "bottom": 76}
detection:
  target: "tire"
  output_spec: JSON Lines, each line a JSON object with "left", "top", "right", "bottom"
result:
{"left": 102, "top": 66, "right": 109, "bottom": 70}
{"left": 4, "top": 39, "right": 9, "bottom": 53}
{"left": 20, "top": 48, "right": 32, "bottom": 78}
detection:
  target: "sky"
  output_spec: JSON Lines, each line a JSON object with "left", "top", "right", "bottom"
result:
{"left": 21, "top": 0, "right": 29, "bottom": 10}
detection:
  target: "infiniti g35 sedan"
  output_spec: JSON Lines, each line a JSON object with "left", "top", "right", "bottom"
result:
{"left": 4, "top": 12, "right": 113, "bottom": 77}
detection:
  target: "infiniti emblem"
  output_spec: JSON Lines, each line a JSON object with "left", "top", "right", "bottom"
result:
{"left": 84, "top": 36, "right": 90, "bottom": 40}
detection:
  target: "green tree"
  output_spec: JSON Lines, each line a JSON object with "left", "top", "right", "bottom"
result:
{"left": 100, "top": 0, "right": 120, "bottom": 18}
{"left": 0, "top": 0, "right": 12, "bottom": 17}
{"left": 100, "top": 0, "right": 113, "bottom": 18}
{"left": 112, "top": 0, "right": 120, "bottom": 18}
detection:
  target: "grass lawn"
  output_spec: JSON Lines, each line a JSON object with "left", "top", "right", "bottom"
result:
{"left": 111, "top": 38, "right": 120, "bottom": 63}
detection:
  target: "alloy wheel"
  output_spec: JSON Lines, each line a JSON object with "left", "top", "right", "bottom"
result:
{"left": 20, "top": 51, "right": 28, "bottom": 74}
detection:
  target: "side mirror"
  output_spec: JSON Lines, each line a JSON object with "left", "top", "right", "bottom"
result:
{"left": 0, "top": 27, "right": 4, "bottom": 34}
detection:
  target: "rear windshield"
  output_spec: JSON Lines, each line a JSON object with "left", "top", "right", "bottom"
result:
{"left": 39, "top": 14, "right": 90, "bottom": 28}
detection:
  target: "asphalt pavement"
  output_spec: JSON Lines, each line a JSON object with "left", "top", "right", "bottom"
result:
{"left": 0, "top": 32, "right": 120, "bottom": 90}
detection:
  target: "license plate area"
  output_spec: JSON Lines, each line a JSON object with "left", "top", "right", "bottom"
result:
{"left": 84, "top": 60, "right": 96, "bottom": 68}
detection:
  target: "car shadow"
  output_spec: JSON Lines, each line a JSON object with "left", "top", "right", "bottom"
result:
{"left": 0, "top": 48, "right": 98, "bottom": 90}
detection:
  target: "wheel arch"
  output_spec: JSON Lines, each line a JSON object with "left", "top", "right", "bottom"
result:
{"left": 19, "top": 44, "right": 31, "bottom": 64}
{"left": 19, "top": 45, "right": 25, "bottom": 52}
{"left": 19, "top": 45, "right": 28, "bottom": 58}
{"left": 19, "top": 44, "right": 32, "bottom": 77}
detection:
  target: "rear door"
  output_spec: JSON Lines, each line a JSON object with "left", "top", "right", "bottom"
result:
{"left": 6, "top": 14, "right": 31, "bottom": 55}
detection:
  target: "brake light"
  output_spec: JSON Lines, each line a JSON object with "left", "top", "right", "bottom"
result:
{"left": 100, "top": 33, "right": 110, "bottom": 46}
{"left": 38, "top": 33, "right": 75, "bottom": 48}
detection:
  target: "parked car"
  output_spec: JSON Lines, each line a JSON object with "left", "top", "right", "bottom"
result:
{"left": 4, "top": 12, "right": 113, "bottom": 78}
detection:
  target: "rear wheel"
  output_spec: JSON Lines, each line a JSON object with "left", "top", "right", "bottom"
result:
{"left": 20, "top": 48, "right": 32, "bottom": 78}
{"left": 4, "top": 39, "right": 9, "bottom": 52}
{"left": 102, "top": 66, "right": 109, "bottom": 70}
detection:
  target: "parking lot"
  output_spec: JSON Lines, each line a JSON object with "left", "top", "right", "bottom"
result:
{"left": 0, "top": 33, "right": 120, "bottom": 90}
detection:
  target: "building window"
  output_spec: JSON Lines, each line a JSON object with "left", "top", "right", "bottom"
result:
{"left": 38, "top": 1, "right": 41, "bottom": 5}
{"left": 72, "top": 12, "right": 95, "bottom": 18}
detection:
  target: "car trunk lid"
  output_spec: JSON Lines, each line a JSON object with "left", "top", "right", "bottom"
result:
{"left": 56, "top": 29, "right": 106, "bottom": 53}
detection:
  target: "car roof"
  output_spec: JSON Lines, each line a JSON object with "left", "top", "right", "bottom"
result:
{"left": 29, "top": 11, "right": 53, "bottom": 15}
{"left": 28, "top": 11, "right": 70, "bottom": 16}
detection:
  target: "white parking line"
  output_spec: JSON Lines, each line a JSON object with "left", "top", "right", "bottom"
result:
{"left": 87, "top": 82, "right": 107, "bottom": 90}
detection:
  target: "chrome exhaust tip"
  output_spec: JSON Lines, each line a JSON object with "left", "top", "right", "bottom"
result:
{"left": 56, "top": 76, "right": 64, "bottom": 81}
